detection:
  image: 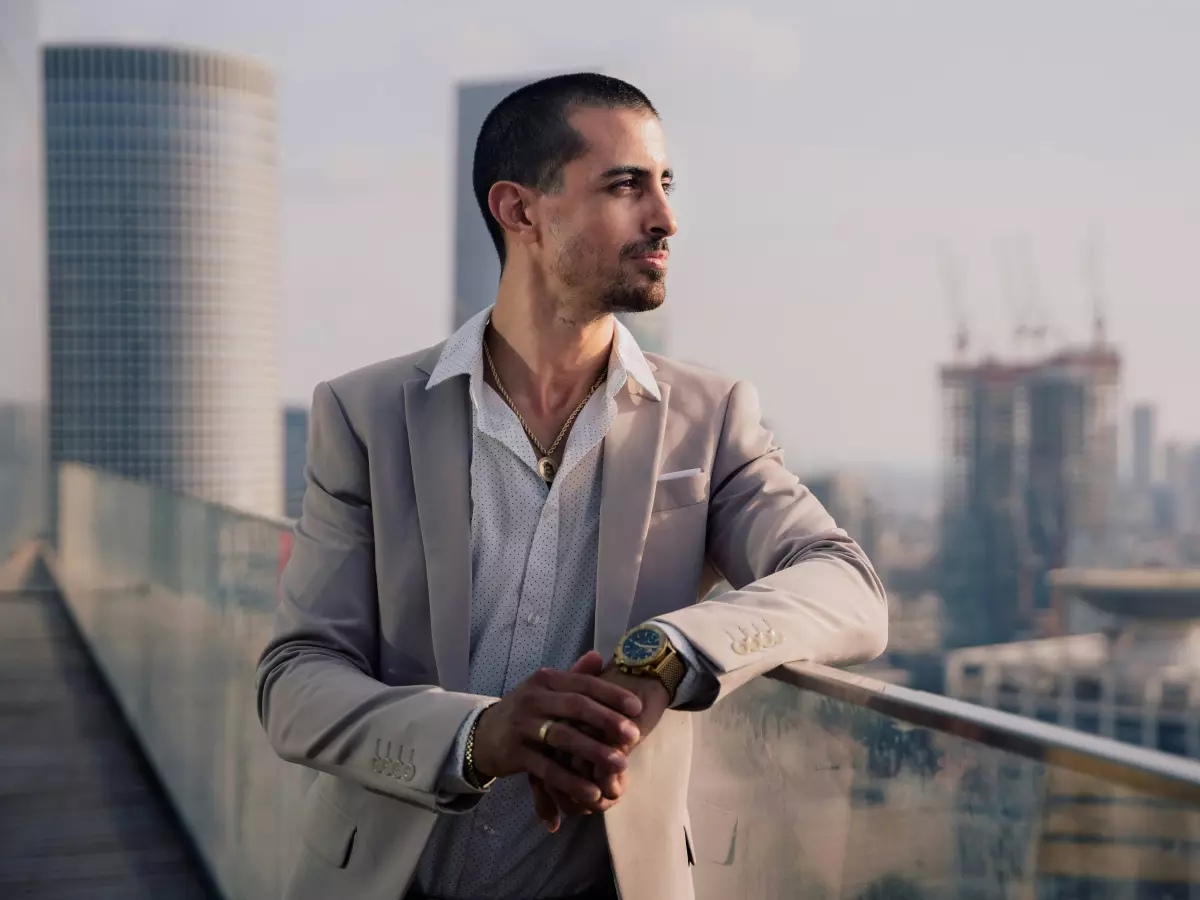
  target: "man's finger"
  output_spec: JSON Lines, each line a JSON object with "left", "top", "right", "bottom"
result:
{"left": 535, "top": 771, "right": 611, "bottom": 821}
{"left": 530, "top": 711, "right": 630, "bottom": 771}
{"left": 547, "top": 782, "right": 610, "bottom": 817}
{"left": 568, "top": 651, "right": 605, "bottom": 676}
{"left": 529, "top": 776, "right": 562, "bottom": 833}
{"left": 534, "top": 691, "right": 640, "bottom": 749}
{"left": 528, "top": 696, "right": 638, "bottom": 753}
{"left": 571, "top": 752, "right": 624, "bottom": 801}
{"left": 595, "top": 766, "right": 624, "bottom": 802}
{"left": 535, "top": 669, "right": 643, "bottom": 718}
{"left": 518, "top": 747, "right": 606, "bottom": 810}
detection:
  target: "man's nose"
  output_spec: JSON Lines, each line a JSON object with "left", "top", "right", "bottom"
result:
{"left": 646, "top": 188, "right": 678, "bottom": 238}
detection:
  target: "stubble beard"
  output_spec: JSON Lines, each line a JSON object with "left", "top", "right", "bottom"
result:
{"left": 598, "top": 268, "right": 666, "bottom": 316}
{"left": 553, "top": 235, "right": 667, "bottom": 321}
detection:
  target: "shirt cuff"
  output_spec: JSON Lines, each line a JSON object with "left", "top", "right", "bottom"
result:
{"left": 653, "top": 620, "right": 721, "bottom": 711}
{"left": 436, "top": 700, "right": 496, "bottom": 799}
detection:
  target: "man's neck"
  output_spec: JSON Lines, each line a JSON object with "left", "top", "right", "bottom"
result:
{"left": 487, "top": 284, "right": 613, "bottom": 421}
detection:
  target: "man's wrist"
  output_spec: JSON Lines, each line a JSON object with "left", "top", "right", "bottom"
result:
{"left": 464, "top": 704, "right": 497, "bottom": 789}
{"left": 612, "top": 647, "right": 686, "bottom": 705}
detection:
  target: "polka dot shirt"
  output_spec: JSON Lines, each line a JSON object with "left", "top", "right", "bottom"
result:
{"left": 415, "top": 306, "right": 660, "bottom": 899}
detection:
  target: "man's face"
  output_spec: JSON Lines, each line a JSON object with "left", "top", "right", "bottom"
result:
{"left": 537, "top": 107, "right": 678, "bottom": 318}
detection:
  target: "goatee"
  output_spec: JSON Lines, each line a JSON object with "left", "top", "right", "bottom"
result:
{"left": 600, "top": 271, "right": 666, "bottom": 315}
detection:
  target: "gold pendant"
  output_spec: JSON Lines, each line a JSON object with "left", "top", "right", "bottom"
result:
{"left": 536, "top": 457, "right": 557, "bottom": 483}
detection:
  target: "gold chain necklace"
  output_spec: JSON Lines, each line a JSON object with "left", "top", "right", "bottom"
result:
{"left": 482, "top": 329, "right": 607, "bottom": 484}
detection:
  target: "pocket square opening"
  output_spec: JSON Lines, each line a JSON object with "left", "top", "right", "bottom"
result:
{"left": 657, "top": 468, "right": 703, "bottom": 482}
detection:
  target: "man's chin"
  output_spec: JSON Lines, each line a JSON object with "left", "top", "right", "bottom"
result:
{"left": 603, "top": 285, "right": 666, "bottom": 315}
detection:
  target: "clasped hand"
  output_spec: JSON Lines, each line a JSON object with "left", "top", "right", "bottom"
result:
{"left": 470, "top": 650, "right": 671, "bottom": 832}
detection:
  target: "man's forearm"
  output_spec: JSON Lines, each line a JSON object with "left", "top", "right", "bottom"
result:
{"left": 256, "top": 648, "right": 491, "bottom": 813}
{"left": 652, "top": 621, "right": 720, "bottom": 711}
{"left": 655, "top": 556, "right": 888, "bottom": 708}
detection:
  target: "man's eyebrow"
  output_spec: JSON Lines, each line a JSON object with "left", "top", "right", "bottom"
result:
{"left": 599, "top": 165, "right": 674, "bottom": 181}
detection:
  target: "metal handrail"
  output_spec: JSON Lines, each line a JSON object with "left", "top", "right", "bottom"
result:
{"left": 45, "top": 463, "right": 1200, "bottom": 808}
{"left": 771, "top": 660, "right": 1200, "bottom": 805}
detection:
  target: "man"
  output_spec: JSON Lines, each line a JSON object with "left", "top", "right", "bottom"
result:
{"left": 256, "top": 73, "right": 887, "bottom": 900}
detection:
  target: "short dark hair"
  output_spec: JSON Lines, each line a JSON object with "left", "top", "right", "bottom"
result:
{"left": 473, "top": 73, "right": 658, "bottom": 266}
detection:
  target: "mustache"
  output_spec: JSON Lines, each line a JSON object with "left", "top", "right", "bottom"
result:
{"left": 622, "top": 238, "right": 669, "bottom": 257}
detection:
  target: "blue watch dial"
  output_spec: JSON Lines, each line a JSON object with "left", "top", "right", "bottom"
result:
{"left": 620, "top": 627, "right": 663, "bottom": 663}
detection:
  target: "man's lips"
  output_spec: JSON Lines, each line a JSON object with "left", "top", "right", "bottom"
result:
{"left": 629, "top": 252, "right": 668, "bottom": 268}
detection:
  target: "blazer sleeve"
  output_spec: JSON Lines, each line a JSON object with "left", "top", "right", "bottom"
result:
{"left": 655, "top": 380, "right": 888, "bottom": 709}
{"left": 255, "top": 380, "right": 486, "bottom": 813}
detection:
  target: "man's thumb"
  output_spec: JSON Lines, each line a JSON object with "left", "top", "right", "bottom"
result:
{"left": 570, "top": 650, "right": 604, "bottom": 675}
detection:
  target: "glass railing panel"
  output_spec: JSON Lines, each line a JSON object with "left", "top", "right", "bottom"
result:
{"left": 52, "top": 462, "right": 1200, "bottom": 900}
{"left": 55, "top": 463, "right": 306, "bottom": 900}
{"left": 0, "top": 402, "right": 48, "bottom": 562}
{"left": 689, "top": 668, "right": 1200, "bottom": 899}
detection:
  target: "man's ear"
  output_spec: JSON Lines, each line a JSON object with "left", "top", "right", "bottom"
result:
{"left": 488, "top": 181, "right": 539, "bottom": 251}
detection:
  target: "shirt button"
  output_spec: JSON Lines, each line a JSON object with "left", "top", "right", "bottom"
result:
{"left": 524, "top": 612, "right": 537, "bottom": 625}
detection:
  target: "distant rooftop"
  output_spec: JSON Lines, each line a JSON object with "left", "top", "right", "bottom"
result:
{"left": 940, "top": 344, "right": 1121, "bottom": 382}
{"left": 1051, "top": 568, "right": 1200, "bottom": 620}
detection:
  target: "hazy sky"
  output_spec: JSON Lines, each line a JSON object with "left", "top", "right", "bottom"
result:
{"left": 36, "top": 0, "right": 1200, "bottom": 470}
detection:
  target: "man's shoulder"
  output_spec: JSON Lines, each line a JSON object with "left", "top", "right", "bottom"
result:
{"left": 325, "top": 342, "right": 442, "bottom": 397}
{"left": 316, "top": 341, "right": 444, "bottom": 426}
{"left": 645, "top": 353, "right": 740, "bottom": 407}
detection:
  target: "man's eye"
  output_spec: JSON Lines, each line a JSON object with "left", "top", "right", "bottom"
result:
{"left": 612, "top": 180, "right": 636, "bottom": 192}
{"left": 662, "top": 181, "right": 675, "bottom": 195}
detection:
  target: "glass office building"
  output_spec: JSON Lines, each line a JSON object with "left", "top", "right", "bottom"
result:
{"left": 453, "top": 78, "right": 529, "bottom": 332}
{"left": 282, "top": 404, "right": 308, "bottom": 520}
{"left": 453, "top": 76, "right": 667, "bottom": 353}
{"left": 44, "top": 45, "right": 282, "bottom": 517}
{"left": 0, "top": 0, "right": 49, "bottom": 559}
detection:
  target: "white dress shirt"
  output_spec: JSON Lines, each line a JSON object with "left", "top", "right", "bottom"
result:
{"left": 413, "top": 307, "right": 715, "bottom": 899}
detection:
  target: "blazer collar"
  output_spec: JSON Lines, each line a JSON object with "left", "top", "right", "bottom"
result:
{"left": 418, "top": 305, "right": 661, "bottom": 401}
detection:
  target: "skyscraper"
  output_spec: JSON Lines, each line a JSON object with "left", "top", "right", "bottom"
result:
{"left": 1131, "top": 403, "right": 1156, "bottom": 491}
{"left": 283, "top": 404, "right": 309, "bottom": 520}
{"left": 0, "top": 0, "right": 48, "bottom": 558}
{"left": 1187, "top": 446, "right": 1200, "bottom": 539}
{"left": 1163, "top": 442, "right": 1200, "bottom": 537}
{"left": 45, "top": 45, "right": 282, "bottom": 516}
{"left": 453, "top": 78, "right": 529, "bottom": 333}
{"left": 452, "top": 75, "right": 668, "bottom": 353}
{"left": 940, "top": 346, "right": 1120, "bottom": 647}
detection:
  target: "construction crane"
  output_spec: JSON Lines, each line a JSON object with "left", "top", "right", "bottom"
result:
{"left": 939, "top": 243, "right": 970, "bottom": 361}
{"left": 1084, "top": 230, "right": 1108, "bottom": 347}
{"left": 996, "top": 237, "right": 1033, "bottom": 353}
{"left": 1017, "top": 238, "right": 1049, "bottom": 352}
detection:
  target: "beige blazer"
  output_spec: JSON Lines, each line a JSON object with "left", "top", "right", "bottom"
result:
{"left": 256, "top": 341, "right": 888, "bottom": 900}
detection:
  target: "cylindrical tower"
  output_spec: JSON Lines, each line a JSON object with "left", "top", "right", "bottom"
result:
{"left": 45, "top": 45, "right": 281, "bottom": 516}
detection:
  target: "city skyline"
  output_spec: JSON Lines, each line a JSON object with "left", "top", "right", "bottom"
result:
{"left": 22, "top": 0, "right": 1200, "bottom": 471}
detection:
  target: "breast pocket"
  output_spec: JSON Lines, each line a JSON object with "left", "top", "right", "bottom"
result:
{"left": 634, "top": 473, "right": 709, "bottom": 622}
{"left": 652, "top": 471, "right": 709, "bottom": 514}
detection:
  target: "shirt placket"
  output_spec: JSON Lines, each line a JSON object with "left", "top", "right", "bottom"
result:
{"left": 501, "top": 484, "right": 559, "bottom": 693}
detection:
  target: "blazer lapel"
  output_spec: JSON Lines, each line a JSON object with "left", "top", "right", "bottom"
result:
{"left": 404, "top": 373, "right": 472, "bottom": 693}
{"left": 594, "top": 382, "right": 670, "bottom": 657}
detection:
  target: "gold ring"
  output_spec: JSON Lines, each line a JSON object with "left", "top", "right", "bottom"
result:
{"left": 537, "top": 719, "right": 554, "bottom": 744}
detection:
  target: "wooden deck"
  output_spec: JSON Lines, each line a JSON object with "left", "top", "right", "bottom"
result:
{"left": 0, "top": 589, "right": 217, "bottom": 899}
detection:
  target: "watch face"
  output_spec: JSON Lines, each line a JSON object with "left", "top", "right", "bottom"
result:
{"left": 620, "top": 626, "right": 664, "bottom": 664}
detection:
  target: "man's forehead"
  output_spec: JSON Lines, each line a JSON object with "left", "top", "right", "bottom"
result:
{"left": 567, "top": 106, "right": 669, "bottom": 173}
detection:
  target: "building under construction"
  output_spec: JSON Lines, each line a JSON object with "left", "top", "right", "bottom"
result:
{"left": 940, "top": 345, "right": 1121, "bottom": 647}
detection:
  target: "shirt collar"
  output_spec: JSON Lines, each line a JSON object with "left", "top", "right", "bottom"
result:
{"left": 426, "top": 304, "right": 661, "bottom": 402}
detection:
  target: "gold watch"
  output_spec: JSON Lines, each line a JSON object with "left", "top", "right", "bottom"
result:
{"left": 614, "top": 623, "right": 686, "bottom": 703}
